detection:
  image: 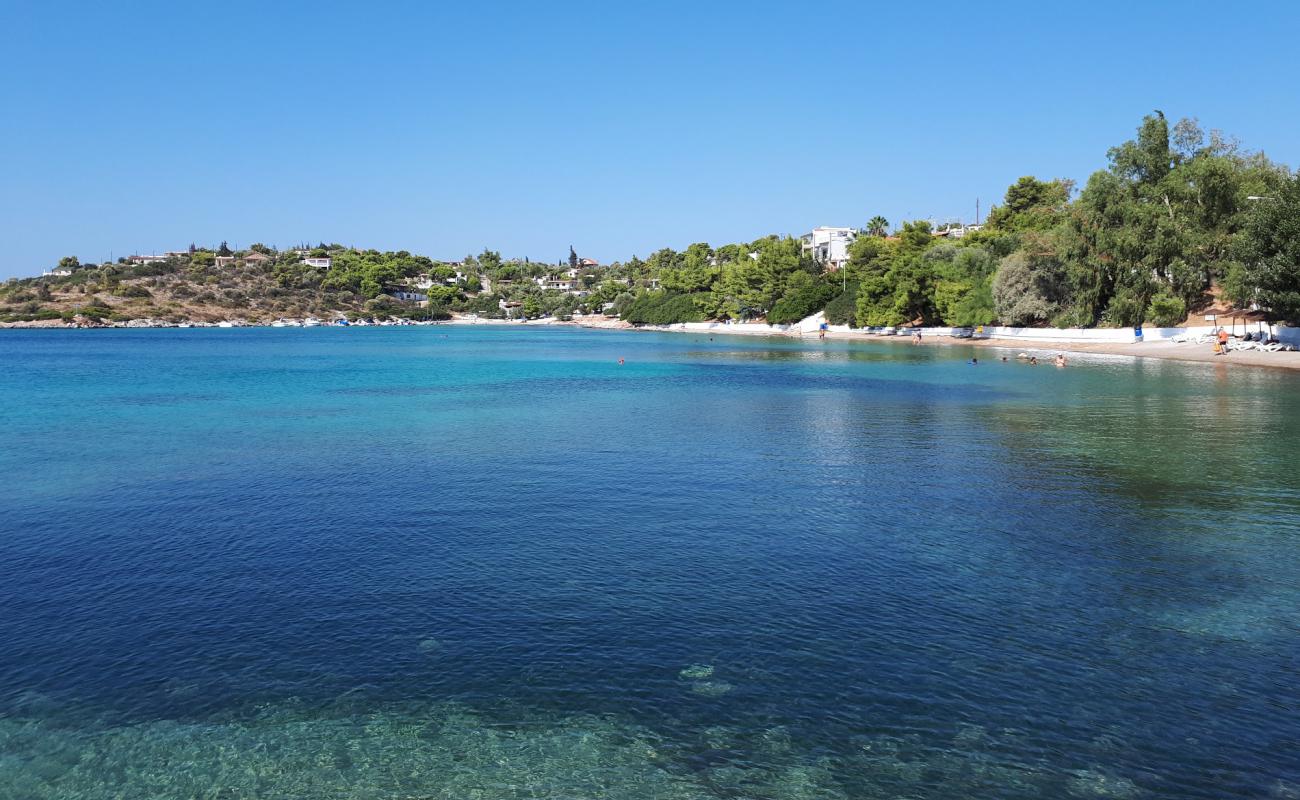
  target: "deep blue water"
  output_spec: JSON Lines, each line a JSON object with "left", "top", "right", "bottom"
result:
{"left": 1, "top": 327, "right": 1298, "bottom": 799}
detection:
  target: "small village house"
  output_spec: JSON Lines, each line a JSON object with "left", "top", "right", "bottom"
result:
{"left": 387, "top": 288, "right": 427, "bottom": 302}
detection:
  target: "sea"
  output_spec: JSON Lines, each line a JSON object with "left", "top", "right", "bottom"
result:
{"left": 1, "top": 326, "right": 1298, "bottom": 799}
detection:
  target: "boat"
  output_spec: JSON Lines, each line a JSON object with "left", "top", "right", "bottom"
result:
{"left": 217, "top": 321, "right": 235, "bottom": 328}
{"left": 303, "top": 317, "right": 323, "bottom": 327}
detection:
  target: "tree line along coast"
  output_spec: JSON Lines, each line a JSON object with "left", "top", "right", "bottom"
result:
{"left": 3, "top": 113, "right": 1298, "bottom": 330}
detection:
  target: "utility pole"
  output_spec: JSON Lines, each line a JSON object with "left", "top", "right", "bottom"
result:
{"left": 976, "top": 198, "right": 980, "bottom": 225}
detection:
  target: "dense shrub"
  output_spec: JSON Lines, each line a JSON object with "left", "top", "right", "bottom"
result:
{"left": 79, "top": 303, "right": 115, "bottom": 321}
{"left": 1101, "top": 287, "right": 1146, "bottom": 327}
{"left": 620, "top": 292, "right": 706, "bottom": 324}
{"left": 823, "top": 283, "right": 859, "bottom": 326}
{"left": 19, "top": 309, "right": 64, "bottom": 321}
{"left": 1145, "top": 290, "right": 1187, "bottom": 327}
{"left": 767, "top": 282, "right": 838, "bottom": 324}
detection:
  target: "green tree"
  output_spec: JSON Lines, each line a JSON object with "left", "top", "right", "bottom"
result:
{"left": 984, "top": 177, "right": 1072, "bottom": 232}
{"left": 843, "top": 235, "right": 893, "bottom": 282}
{"left": 928, "top": 245, "right": 996, "bottom": 326}
{"left": 660, "top": 243, "right": 718, "bottom": 294}
{"left": 1056, "top": 111, "right": 1283, "bottom": 323}
{"left": 1227, "top": 170, "right": 1300, "bottom": 323}
{"left": 865, "top": 216, "right": 889, "bottom": 237}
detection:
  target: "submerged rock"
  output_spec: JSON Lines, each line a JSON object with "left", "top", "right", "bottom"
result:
{"left": 1067, "top": 768, "right": 1142, "bottom": 798}
{"left": 690, "top": 680, "right": 734, "bottom": 697}
{"left": 679, "top": 664, "right": 714, "bottom": 680}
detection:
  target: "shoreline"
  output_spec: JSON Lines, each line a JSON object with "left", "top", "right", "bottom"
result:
{"left": 5, "top": 315, "right": 1299, "bottom": 372}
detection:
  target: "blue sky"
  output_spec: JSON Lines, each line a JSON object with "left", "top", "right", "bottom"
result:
{"left": 3, "top": 0, "right": 1298, "bottom": 278}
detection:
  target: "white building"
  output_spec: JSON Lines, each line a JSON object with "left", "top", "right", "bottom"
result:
{"left": 303, "top": 256, "right": 332, "bottom": 268}
{"left": 800, "top": 227, "right": 857, "bottom": 270}
{"left": 536, "top": 274, "right": 589, "bottom": 296}
{"left": 387, "top": 289, "right": 427, "bottom": 302}
{"left": 934, "top": 224, "right": 982, "bottom": 240}
{"left": 127, "top": 254, "right": 169, "bottom": 266}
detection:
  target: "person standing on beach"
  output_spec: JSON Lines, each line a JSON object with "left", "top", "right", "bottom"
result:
{"left": 1217, "top": 327, "right": 1230, "bottom": 354}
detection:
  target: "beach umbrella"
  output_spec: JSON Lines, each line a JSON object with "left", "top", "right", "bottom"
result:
{"left": 1205, "top": 306, "right": 1270, "bottom": 338}
{"left": 1223, "top": 308, "right": 1271, "bottom": 338}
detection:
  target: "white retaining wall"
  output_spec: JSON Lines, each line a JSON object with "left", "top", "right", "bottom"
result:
{"left": 679, "top": 321, "right": 795, "bottom": 335}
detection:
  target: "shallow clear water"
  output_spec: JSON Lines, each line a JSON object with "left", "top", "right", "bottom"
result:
{"left": 1, "top": 327, "right": 1298, "bottom": 799}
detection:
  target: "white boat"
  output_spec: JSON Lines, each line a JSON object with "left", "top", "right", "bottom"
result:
{"left": 271, "top": 320, "right": 287, "bottom": 328}
{"left": 303, "top": 317, "right": 323, "bottom": 327}
{"left": 217, "top": 321, "right": 235, "bottom": 328}
{"left": 177, "top": 323, "right": 191, "bottom": 329}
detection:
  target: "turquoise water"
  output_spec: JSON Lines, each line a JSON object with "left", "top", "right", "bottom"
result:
{"left": 1, "top": 327, "right": 1298, "bottom": 799}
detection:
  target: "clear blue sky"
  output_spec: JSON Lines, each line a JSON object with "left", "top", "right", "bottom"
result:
{"left": 3, "top": 0, "right": 1298, "bottom": 279}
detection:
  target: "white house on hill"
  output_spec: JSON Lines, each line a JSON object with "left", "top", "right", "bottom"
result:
{"left": 800, "top": 227, "right": 856, "bottom": 270}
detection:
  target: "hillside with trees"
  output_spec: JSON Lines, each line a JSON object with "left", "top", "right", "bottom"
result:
{"left": 4, "top": 113, "right": 1298, "bottom": 328}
